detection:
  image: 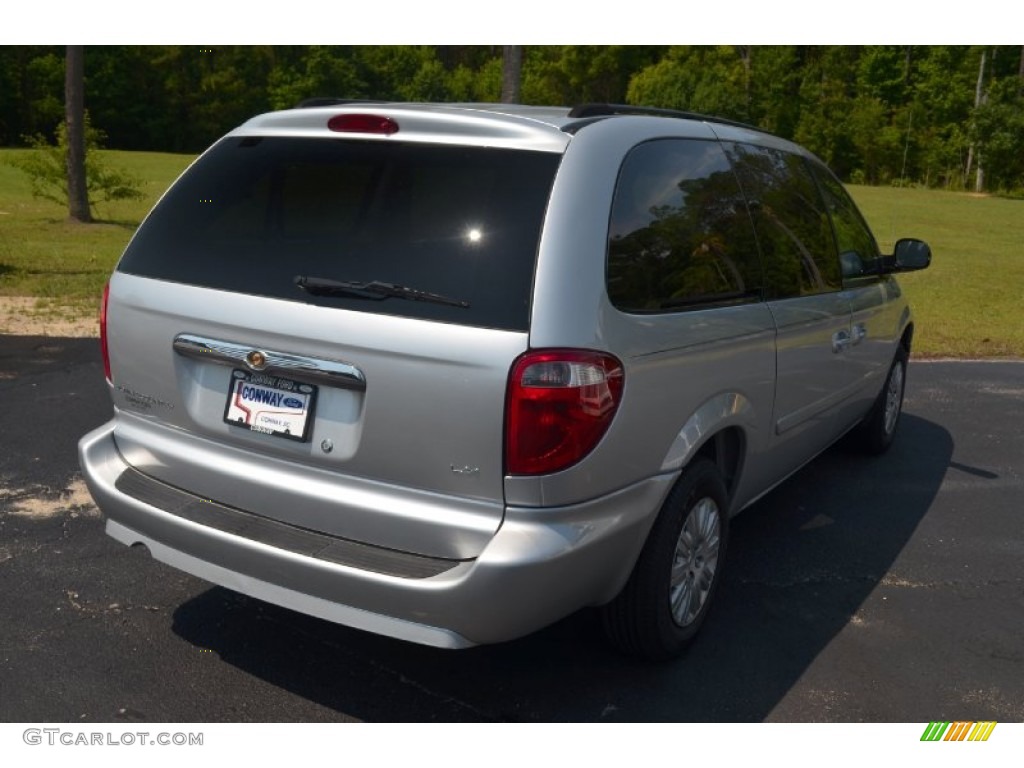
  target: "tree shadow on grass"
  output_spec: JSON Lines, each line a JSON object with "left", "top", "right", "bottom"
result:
{"left": 19, "top": 268, "right": 110, "bottom": 278}
{"left": 92, "top": 218, "right": 139, "bottom": 230}
{"left": 37, "top": 215, "right": 140, "bottom": 230}
{"left": 171, "top": 412, "right": 952, "bottom": 722}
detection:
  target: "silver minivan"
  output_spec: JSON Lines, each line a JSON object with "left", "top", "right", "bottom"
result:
{"left": 79, "top": 102, "right": 931, "bottom": 659}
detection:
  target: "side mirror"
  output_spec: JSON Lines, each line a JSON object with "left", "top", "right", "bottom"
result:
{"left": 889, "top": 238, "right": 931, "bottom": 272}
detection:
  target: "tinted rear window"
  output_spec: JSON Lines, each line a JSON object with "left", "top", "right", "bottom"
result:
{"left": 118, "top": 137, "right": 561, "bottom": 331}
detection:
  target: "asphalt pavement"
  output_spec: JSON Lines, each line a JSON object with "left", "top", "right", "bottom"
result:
{"left": 1, "top": 334, "right": 1021, "bottom": 722}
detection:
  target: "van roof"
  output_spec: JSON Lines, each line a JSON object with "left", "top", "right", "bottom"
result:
{"left": 235, "top": 101, "right": 773, "bottom": 153}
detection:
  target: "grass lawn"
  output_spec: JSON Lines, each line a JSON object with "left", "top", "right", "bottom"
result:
{"left": 850, "top": 185, "right": 1024, "bottom": 358}
{"left": 1, "top": 148, "right": 1021, "bottom": 357}
{"left": 0, "top": 148, "right": 194, "bottom": 317}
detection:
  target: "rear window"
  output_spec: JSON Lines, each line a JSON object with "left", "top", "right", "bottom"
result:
{"left": 118, "top": 137, "right": 561, "bottom": 331}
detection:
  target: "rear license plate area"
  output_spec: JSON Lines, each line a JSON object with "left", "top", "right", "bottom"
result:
{"left": 223, "top": 369, "right": 317, "bottom": 442}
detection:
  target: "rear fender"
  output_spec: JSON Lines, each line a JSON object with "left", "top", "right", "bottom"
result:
{"left": 659, "top": 392, "right": 754, "bottom": 475}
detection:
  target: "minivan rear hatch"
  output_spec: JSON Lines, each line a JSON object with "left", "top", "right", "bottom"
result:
{"left": 107, "top": 114, "right": 563, "bottom": 559}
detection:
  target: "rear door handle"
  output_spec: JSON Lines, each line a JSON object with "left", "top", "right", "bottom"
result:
{"left": 852, "top": 323, "right": 867, "bottom": 345}
{"left": 832, "top": 330, "right": 852, "bottom": 354}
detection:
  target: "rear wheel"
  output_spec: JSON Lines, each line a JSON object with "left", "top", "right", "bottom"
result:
{"left": 602, "top": 459, "right": 729, "bottom": 661}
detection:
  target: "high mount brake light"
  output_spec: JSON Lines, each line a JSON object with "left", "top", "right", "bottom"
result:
{"left": 327, "top": 114, "right": 399, "bottom": 135}
{"left": 505, "top": 350, "right": 624, "bottom": 476}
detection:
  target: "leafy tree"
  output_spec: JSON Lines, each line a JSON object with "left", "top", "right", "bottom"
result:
{"left": 626, "top": 46, "right": 749, "bottom": 119}
{"left": 525, "top": 46, "right": 661, "bottom": 106}
{"left": 86, "top": 46, "right": 174, "bottom": 151}
{"left": 847, "top": 96, "right": 905, "bottom": 184}
{"left": 5, "top": 45, "right": 1024, "bottom": 194}
{"left": 267, "top": 46, "right": 365, "bottom": 109}
{"left": 793, "top": 47, "right": 861, "bottom": 178}
{"left": 906, "top": 46, "right": 977, "bottom": 188}
{"left": 400, "top": 56, "right": 450, "bottom": 101}
{"left": 447, "top": 58, "right": 501, "bottom": 101}
{"left": 0, "top": 47, "right": 55, "bottom": 145}
{"left": 356, "top": 46, "right": 437, "bottom": 101}
{"left": 971, "top": 77, "right": 1024, "bottom": 192}
{"left": 857, "top": 46, "right": 909, "bottom": 108}
{"left": 0, "top": 47, "right": 65, "bottom": 145}
{"left": 748, "top": 46, "right": 801, "bottom": 135}
{"left": 11, "top": 117, "right": 144, "bottom": 217}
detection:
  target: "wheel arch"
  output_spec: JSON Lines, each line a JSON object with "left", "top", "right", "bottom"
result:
{"left": 692, "top": 426, "right": 745, "bottom": 505}
{"left": 900, "top": 321, "right": 914, "bottom": 355}
{"left": 659, "top": 391, "right": 752, "bottom": 507}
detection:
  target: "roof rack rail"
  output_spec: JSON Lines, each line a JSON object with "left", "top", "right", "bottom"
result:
{"left": 566, "top": 103, "right": 763, "bottom": 133}
{"left": 294, "top": 98, "right": 385, "bottom": 109}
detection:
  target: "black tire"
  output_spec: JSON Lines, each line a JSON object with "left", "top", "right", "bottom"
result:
{"left": 601, "top": 459, "right": 729, "bottom": 661}
{"left": 855, "top": 345, "right": 908, "bottom": 455}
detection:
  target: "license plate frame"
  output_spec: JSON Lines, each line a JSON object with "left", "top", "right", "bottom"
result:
{"left": 223, "top": 369, "right": 317, "bottom": 443}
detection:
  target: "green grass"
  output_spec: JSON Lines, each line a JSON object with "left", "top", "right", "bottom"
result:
{"left": 0, "top": 148, "right": 194, "bottom": 312}
{"left": 1, "top": 150, "right": 1021, "bottom": 357}
{"left": 850, "top": 185, "right": 1024, "bottom": 358}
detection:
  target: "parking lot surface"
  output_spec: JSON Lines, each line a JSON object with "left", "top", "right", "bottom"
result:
{"left": 1, "top": 336, "right": 1021, "bottom": 722}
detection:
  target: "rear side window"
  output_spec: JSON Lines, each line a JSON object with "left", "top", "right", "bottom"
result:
{"left": 725, "top": 143, "right": 841, "bottom": 299}
{"left": 118, "top": 137, "right": 561, "bottom": 331}
{"left": 607, "top": 139, "right": 763, "bottom": 313}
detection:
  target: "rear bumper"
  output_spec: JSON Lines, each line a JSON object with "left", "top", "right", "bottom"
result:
{"left": 79, "top": 419, "right": 676, "bottom": 647}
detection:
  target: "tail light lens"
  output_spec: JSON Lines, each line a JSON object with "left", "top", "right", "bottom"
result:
{"left": 100, "top": 280, "right": 111, "bottom": 383}
{"left": 505, "top": 350, "right": 624, "bottom": 476}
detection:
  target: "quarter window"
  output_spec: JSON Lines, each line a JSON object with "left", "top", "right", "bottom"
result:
{"left": 607, "top": 139, "right": 763, "bottom": 313}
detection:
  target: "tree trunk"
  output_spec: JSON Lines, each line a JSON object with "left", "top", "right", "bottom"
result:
{"left": 1019, "top": 45, "right": 1023, "bottom": 95}
{"left": 501, "top": 46, "right": 522, "bottom": 104}
{"left": 965, "top": 49, "right": 986, "bottom": 191}
{"left": 899, "top": 108, "right": 913, "bottom": 185}
{"left": 738, "top": 46, "right": 752, "bottom": 115}
{"left": 65, "top": 45, "right": 91, "bottom": 223}
{"left": 973, "top": 49, "right": 987, "bottom": 193}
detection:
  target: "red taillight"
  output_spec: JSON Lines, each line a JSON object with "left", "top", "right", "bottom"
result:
{"left": 327, "top": 114, "right": 399, "bottom": 135}
{"left": 100, "top": 280, "right": 111, "bottom": 384}
{"left": 505, "top": 350, "right": 624, "bottom": 476}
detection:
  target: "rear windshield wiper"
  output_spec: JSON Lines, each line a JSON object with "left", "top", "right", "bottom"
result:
{"left": 295, "top": 276, "right": 470, "bottom": 308}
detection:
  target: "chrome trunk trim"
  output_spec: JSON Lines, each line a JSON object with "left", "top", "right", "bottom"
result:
{"left": 173, "top": 333, "right": 366, "bottom": 391}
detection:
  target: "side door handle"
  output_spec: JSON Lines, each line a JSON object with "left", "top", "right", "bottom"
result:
{"left": 851, "top": 322, "right": 867, "bottom": 345}
{"left": 832, "top": 329, "right": 852, "bottom": 354}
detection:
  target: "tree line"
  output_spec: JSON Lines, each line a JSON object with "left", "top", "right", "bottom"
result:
{"left": 2, "top": 45, "right": 1022, "bottom": 193}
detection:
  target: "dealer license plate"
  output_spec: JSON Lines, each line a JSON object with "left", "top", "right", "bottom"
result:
{"left": 223, "top": 369, "right": 317, "bottom": 442}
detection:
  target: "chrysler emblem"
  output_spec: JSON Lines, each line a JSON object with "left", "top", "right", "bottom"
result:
{"left": 245, "top": 350, "right": 267, "bottom": 370}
